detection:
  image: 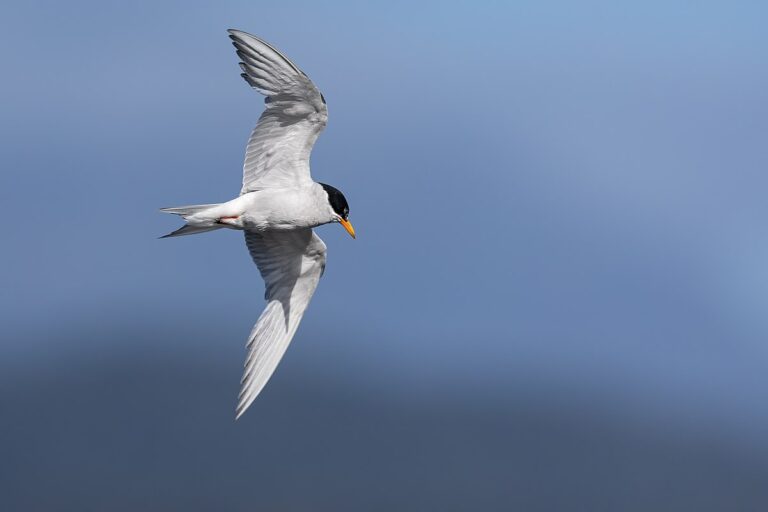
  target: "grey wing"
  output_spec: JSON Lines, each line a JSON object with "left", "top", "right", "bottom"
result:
{"left": 236, "top": 228, "right": 327, "bottom": 419}
{"left": 228, "top": 29, "right": 328, "bottom": 193}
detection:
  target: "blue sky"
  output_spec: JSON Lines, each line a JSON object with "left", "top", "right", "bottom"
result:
{"left": 2, "top": 2, "right": 768, "bottom": 504}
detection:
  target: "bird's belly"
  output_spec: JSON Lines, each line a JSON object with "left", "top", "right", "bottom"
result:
{"left": 241, "top": 215, "right": 314, "bottom": 231}
{"left": 239, "top": 189, "right": 325, "bottom": 231}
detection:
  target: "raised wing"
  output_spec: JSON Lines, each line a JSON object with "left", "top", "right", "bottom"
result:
{"left": 228, "top": 29, "right": 328, "bottom": 193}
{"left": 236, "top": 228, "right": 327, "bottom": 418}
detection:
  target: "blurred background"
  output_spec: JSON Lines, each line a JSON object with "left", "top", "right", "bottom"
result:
{"left": 2, "top": 0, "right": 768, "bottom": 510}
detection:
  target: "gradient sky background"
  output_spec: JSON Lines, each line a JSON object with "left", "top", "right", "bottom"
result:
{"left": 2, "top": 1, "right": 768, "bottom": 510}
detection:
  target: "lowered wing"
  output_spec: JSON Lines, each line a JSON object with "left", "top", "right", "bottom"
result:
{"left": 236, "top": 228, "right": 327, "bottom": 418}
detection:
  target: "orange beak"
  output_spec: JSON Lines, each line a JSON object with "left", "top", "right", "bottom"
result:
{"left": 339, "top": 218, "right": 356, "bottom": 239}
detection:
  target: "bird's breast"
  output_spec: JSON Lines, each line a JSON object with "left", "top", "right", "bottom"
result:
{"left": 240, "top": 188, "right": 329, "bottom": 231}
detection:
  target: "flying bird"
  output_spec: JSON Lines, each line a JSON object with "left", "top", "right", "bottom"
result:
{"left": 161, "top": 29, "right": 355, "bottom": 419}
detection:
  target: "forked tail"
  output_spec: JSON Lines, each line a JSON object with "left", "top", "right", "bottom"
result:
{"left": 159, "top": 203, "right": 222, "bottom": 238}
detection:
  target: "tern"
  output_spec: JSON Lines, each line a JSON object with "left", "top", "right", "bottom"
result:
{"left": 161, "top": 29, "right": 355, "bottom": 419}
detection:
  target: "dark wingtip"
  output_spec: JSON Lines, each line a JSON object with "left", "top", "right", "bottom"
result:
{"left": 228, "top": 29, "right": 244, "bottom": 45}
{"left": 228, "top": 28, "right": 255, "bottom": 42}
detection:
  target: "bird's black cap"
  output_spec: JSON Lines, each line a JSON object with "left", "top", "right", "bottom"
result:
{"left": 319, "top": 183, "right": 350, "bottom": 220}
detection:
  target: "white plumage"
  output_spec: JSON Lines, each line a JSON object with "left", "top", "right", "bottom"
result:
{"left": 161, "top": 29, "right": 354, "bottom": 419}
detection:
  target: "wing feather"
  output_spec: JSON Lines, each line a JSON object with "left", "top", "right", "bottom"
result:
{"left": 236, "top": 228, "right": 327, "bottom": 419}
{"left": 228, "top": 29, "right": 328, "bottom": 192}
